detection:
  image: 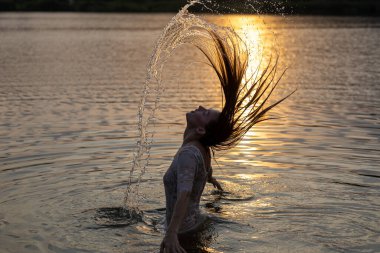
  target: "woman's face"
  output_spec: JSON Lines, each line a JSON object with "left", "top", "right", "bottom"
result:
{"left": 186, "top": 106, "right": 220, "bottom": 129}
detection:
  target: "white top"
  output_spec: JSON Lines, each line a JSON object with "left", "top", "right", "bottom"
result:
{"left": 163, "top": 145, "right": 210, "bottom": 233}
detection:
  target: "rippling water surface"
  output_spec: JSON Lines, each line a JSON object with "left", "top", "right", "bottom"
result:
{"left": 0, "top": 13, "right": 379, "bottom": 253}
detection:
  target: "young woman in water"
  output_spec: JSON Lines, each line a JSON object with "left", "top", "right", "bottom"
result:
{"left": 160, "top": 29, "right": 292, "bottom": 253}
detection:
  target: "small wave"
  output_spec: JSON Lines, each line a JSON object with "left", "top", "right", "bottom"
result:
{"left": 331, "top": 180, "right": 371, "bottom": 188}
{"left": 353, "top": 169, "right": 380, "bottom": 179}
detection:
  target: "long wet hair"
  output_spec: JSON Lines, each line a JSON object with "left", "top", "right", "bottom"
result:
{"left": 196, "top": 29, "right": 294, "bottom": 151}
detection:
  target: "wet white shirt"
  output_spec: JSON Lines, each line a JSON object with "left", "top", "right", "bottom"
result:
{"left": 163, "top": 145, "right": 210, "bottom": 233}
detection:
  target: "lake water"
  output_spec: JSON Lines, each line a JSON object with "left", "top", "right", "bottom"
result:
{"left": 0, "top": 13, "right": 379, "bottom": 253}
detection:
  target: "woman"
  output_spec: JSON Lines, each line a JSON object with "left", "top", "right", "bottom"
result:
{"left": 160, "top": 29, "right": 293, "bottom": 253}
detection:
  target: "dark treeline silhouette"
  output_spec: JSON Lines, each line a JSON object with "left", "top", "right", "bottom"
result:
{"left": 0, "top": 0, "right": 379, "bottom": 16}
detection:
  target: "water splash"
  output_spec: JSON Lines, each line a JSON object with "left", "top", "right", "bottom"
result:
{"left": 123, "top": 0, "right": 200, "bottom": 213}
{"left": 94, "top": 207, "right": 142, "bottom": 228}
{"left": 123, "top": 0, "right": 286, "bottom": 213}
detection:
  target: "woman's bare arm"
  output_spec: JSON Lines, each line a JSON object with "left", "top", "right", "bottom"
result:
{"left": 166, "top": 191, "right": 191, "bottom": 234}
{"left": 207, "top": 167, "right": 223, "bottom": 191}
{"left": 160, "top": 191, "right": 190, "bottom": 253}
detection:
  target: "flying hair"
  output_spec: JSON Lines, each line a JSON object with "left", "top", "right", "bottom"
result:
{"left": 196, "top": 28, "right": 295, "bottom": 151}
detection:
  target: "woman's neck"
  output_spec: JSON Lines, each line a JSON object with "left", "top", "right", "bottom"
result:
{"left": 183, "top": 128, "right": 201, "bottom": 146}
{"left": 182, "top": 128, "right": 210, "bottom": 158}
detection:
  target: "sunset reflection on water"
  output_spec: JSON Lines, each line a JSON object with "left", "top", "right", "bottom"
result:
{"left": 206, "top": 16, "right": 298, "bottom": 215}
{"left": 209, "top": 15, "right": 290, "bottom": 173}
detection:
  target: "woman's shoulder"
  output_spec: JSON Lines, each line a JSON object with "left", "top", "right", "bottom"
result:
{"left": 178, "top": 143, "right": 210, "bottom": 172}
{"left": 177, "top": 144, "right": 201, "bottom": 161}
{"left": 179, "top": 143, "right": 206, "bottom": 159}
{"left": 180, "top": 143, "right": 201, "bottom": 152}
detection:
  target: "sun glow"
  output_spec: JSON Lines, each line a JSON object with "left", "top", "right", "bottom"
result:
{"left": 229, "top": 16, "right": 275, "bottom": 141}
{"left": 232, "top": 16, "right": 264, "bottom": 80}
{"left": 205, "top": 15, "right": 285, "bottom": 155}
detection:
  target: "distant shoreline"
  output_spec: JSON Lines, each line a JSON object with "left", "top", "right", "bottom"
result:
{"left": 0, "top": 0, "right": 379, "bottom": 16}
{"left": 1, "top": 11, "right": 380, "bottom": 17}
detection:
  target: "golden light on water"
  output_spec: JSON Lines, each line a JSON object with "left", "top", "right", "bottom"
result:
{"left": 229, "top": 16, "right": 277, "bottom": 143}
{"left": 227, "top": 15, "right": 277, "bottom": 82}
{"left": 235, "top": 173, "right": 268, "bottom": 180}
{"left": 210, "top": 15, "right": 276, "bottom": 81}
{"left": 252, "top": 198, "right": 274, "bottom": 208}
{"left": 210, "top": 15, "right": 291, "bottom": 171}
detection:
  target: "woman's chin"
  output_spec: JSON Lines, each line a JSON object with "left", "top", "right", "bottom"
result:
{"left": 185, "top": 112, "right": 193, "bottom": 124}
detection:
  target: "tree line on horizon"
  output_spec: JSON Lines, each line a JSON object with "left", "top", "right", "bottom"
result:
{"left": 0, "top": 0, "right": 379, "bottom": 16}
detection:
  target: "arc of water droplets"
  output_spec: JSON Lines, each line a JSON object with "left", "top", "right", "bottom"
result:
{"left": 123, "top": 0, "right": 196, "bottom": 211}
{"left": 122, "top": 0, "right": 235, "bottom": 212}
